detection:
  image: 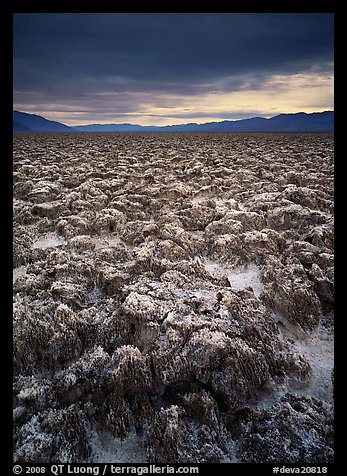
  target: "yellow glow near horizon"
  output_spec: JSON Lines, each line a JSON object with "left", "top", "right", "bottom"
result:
{"left": 14, "top": 71, "right": 334, "bottom": 127}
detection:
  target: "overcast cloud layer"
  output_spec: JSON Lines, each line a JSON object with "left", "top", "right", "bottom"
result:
{"left": 13, "top": 13, "right": 334, "bottom": 126}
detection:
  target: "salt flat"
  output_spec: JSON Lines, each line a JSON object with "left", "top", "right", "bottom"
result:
{"left": 13, "top": 132, "right": 334, "bottom": 463}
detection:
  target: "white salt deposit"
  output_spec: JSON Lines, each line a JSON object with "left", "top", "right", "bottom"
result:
{"left": 272, "top": 311, "right": 307, "bottom": 340}
{"left": 273, "top": 311, "right": 333, "bottom": 402}
{"left": 192, "top": 288, "right": 217, "bottom": 300}
{"left": 204, "top": 261, "right": 263, "bottom": 298}
{"left": 32, "top": 232, "right": 67, "bottom": 249}
{"left": 192, "top": 196, "right": 205, "bottom": 205}
{"left": 227, "top": 264, "right": 263, "bottom": 298}
{"left": 292, "top": 319, "right": 334, "bottom": 403}
{"left": 189, "top": 230, "right": 205, "bottom": 239}
{"left": 87, "top": 427, "right": 146, "bottom": 463}
{"left": 13, "top": 265, "right": 28, "bottom": 285}
{"left": 252, "top": 313, "right": 334, "bottom": 409}
{"left": 92, "top": 235, "right": 124, "bottom": 249}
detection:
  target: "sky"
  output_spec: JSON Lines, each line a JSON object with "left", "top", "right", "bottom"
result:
{"left": 13, "top": 13, "right": 334, "bottom": 126}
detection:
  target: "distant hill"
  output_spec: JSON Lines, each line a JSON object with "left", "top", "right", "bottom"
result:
{"left": 13, "top": 110, "right": 74, "bottom": 132}
{"left": 13, "top": 120, "right": 31, "bottom": 132}
{"left": 264, "top": 112, "right": 334, "bottom": 132}
{"left": 13, "top": 110, "right": 334, "bottom": 133}
{"left": 74, "top": 123, "right": 147, "bottom": 132}
{"left": 74, "top": 111, "right": 334, "bottom": 132}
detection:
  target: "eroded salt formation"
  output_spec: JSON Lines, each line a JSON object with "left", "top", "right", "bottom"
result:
{"left": 13, "top": 132, "right": 334, "bottom": 463}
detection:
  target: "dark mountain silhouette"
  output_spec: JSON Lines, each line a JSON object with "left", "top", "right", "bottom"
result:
{"left": 13, "top": 110, "right": 74, "bottom": 132}
{"left": 265, "top": 112, "right": 334, "bottom": 131}
{"left": 13, "top": 110, "right": 334, "bottom": 133}
{"left": 13, "top": 120, "right": 31, "bottom": 132}
{"left": 74, "top": 111, "right": 334, "bottom": 132}
{"left": 74, "top": 123, "right": 147, "bottom": 132}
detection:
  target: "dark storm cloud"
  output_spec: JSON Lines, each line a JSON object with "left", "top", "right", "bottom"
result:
{"left": 14, "top": 13, "right": 333, "bottom": 95}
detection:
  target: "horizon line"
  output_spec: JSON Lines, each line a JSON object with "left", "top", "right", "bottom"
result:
{"left": 14, "top": 109, "right": 334, "bottom": 129}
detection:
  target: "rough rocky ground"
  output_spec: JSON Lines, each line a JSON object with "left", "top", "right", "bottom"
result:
{"left": 13, "top": 132, "right": 334, "bottom": 463}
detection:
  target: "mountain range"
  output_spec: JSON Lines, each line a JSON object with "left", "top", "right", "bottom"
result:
{"left": 13, "top": 110, "right": 73, "bottom": 132}
{"left": 13, "top": 110, "right": 334, "bottom": 133}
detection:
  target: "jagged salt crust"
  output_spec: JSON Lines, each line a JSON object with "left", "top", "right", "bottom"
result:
{"left": 13, "top": 132, "right": 334, "bottom": 463}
